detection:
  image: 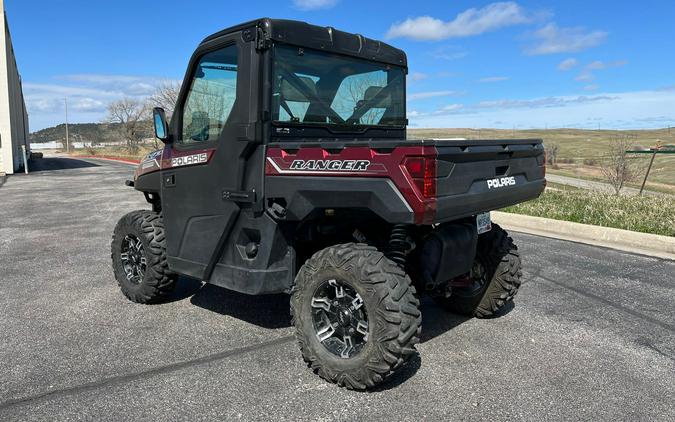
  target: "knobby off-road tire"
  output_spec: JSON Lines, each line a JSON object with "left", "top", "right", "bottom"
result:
{"left": 436, "top": 224, "right": 522, "bottom": 318}
{"left": 111, "top": 210, "right": 176, "bottom": 304}
{"left": 291, "top": 243, "right": 421, "bottom": 390}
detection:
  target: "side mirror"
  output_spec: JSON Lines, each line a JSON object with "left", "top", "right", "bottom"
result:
{"left": 152, "top": 107, "right": 170, "bottom": 143}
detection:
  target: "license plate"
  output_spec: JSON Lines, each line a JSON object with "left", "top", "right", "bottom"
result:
{"left": 476, "top": 212, "right": 492, "bottom": 234}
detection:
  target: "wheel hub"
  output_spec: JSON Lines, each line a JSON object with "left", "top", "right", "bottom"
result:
{"left": 120, "top": 234, "right": 146, "bottom": 284}
{"left": 311, "top": 278, "right": 369, "bottom": 359}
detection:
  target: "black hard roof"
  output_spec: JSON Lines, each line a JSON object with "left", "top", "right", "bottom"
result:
{"left": 201, "top": 18, "right": 407, "bottom": 67}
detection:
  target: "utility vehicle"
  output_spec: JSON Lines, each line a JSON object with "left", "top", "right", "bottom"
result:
{"left": 112, "top": 18, "right": 545, "bottom": 390}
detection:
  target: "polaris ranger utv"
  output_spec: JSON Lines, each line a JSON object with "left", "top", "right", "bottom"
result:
{"left": 111, "top": 18, "right": 545, "bottom": 390}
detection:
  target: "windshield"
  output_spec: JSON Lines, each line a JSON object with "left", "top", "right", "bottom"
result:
{"left": 272, "top": 45, "right": 406, "bottom": 130}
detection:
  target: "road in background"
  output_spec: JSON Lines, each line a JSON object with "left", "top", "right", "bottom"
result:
{"left": 546, "top": 173, "right": 667, "bottom": 196}
{"left": 1, "top": 157, "right": 673, "bottom": 421}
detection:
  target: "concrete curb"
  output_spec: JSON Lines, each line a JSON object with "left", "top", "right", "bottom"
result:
{"left": 492, "top": 211, "right": 675, "bottom": 260}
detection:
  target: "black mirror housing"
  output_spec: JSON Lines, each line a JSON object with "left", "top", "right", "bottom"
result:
{"left": 152, "top": 107, "right": 170, "bottom": 143}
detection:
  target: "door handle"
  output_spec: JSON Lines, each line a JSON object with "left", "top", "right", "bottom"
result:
{"left": 222, "top": 190, "right": 256, "bottom": 203}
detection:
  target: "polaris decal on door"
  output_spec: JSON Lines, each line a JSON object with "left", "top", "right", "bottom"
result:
{"left": 486, "top": 176, "right": 516, "bottom": 189}
{"left": 171, "top": 153, "right": 208, "bottom": 167}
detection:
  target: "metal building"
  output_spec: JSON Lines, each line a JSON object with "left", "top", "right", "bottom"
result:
{"left": 0, "top": 0, "right": 29, "bottom": 175}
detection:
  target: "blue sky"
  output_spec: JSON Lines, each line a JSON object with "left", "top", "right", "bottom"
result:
{"left": 5, "top": 0, "right": 675, "bottom": 130}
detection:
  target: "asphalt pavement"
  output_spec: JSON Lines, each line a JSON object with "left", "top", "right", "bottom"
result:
{"left": 0, "top": 157, "right": 673, "bottom": 421}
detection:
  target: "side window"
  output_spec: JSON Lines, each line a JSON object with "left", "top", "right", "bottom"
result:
{"left": 180, "top": 45, "right": 238, "bottom": 144}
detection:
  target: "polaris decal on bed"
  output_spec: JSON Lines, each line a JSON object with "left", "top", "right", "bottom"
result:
{"left": 288, "top": 159, "right": 371, "bottom": 171}
{"left": 487, "top": 176, "right": 516, "bottom": 189}
{"left": 171, "top": 153, "right": 208, "bottom": 167}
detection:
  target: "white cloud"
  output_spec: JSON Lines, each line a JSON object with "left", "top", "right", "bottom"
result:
{"left": 386, "top": 2, "right": 531, "bottom": 41}
{"left": 557, "top": 58, "right": 578, "bottom": 71}
{"left": 586, "top": 60, "right": 627, "bottom": 70}
{"left": 437, "top": 104, "right": 464, "bottom": 113}
{"left": 574, "top": 60, "right": 627, "bottom": 83}
{"left": 429, "top": 46, "right": 468, "bottom": 60}
{"left": 526, "top": 23, "right": 607, "bottom": 55}
{"left": 583, "top": 84, "right": 599, "bottom": 91}
{"left": 475, "top": 95, "right": 616, "bottom": 110}
{"left": 24, "top": 74, "right": 174, "bottom": 130}
{"left": 293, "top": 0, "right": 338, "bottom": 11}
{"left": 478, "top": 76, "right": 509, "bottom": 83}
{"left": 409, "top": 89, "right": 675, "bottom": 129}
{"left": 57, "top": 74, "right": 163, "bottom": 96}
{"left": 575, "top": 70, "right": 594, "bottom": 82}
{"left": 586, "top": 60, "right": 606, "bottom": 70}
{"left": 408, "top": 90, "right": 463, "bottom": 100}
{"left": 409, "top": 72, "right": 428, "bottom": 81}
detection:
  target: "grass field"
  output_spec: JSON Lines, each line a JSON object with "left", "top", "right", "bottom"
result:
{"left": 503, "top": 188, "right": 675, "bottom": 236}
{"left": 409, "top": 128, "right": 675, "bottom": 190}
{"left": 69, "top": 144, "right": 157, "bottom": 161}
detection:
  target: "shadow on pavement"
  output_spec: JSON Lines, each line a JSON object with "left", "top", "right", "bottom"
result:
{"left": 174, "top": 280, "right": 503, "bottom": 390}
{"left": 190, "top": 283, "right": 292, "bottom": 329}
{"left": 376, "top": 299, "right": 515, "bottom": 390}
{"left": 26, "top": 157, "right": 100, "bottom": 172}
{"left": 419, "top": 297, "right": 471, "bottom": 343}
{"left": 167, "top": 276, "right": 204, "bottom": 302}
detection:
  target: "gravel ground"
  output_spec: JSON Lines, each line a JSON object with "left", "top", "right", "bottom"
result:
{"left": 0, "top": 157, "right": 673, "bottom": 421}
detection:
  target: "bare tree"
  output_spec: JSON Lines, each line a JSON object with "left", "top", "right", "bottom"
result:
{"left": 332, "top": 72, "right": 388, "bottom": 124}
{"left": 544, "top": 141, "right": 559, "bottom": 165}
{"left": 106, "top": 98, "right": 150, "bottom": 153}
{"left": 148, "top": 80, "right": 181, "bottom": 118}
{"left": 600, "top": 135, "right": 640, "bottom": 195}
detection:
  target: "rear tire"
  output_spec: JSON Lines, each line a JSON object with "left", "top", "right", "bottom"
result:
{"left": 111, "top": 210, "right": 176, "bottom": 304}
{"left": 291, "top": 243, "right": 421, "bottom": 390}
{"left": 436, "top": 224, "right": 522, "bottom": 318}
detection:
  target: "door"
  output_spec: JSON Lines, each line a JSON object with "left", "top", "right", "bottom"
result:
{"left": 161, "top": 36, "right": 256, "bottom": 280}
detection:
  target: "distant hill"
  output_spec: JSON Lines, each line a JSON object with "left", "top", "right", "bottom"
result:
{"left": 29, "top": 122, "right": 152, "bottom": 144}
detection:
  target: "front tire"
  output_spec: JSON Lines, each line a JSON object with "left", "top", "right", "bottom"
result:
{"left": 291, "top": 243, "right": 421, "bottom": 390}
{"left": 436, "top": 224, "right": 522, "bottom": 317}
{"left": 111, "top": 210, "right": 176, "bottom": 304}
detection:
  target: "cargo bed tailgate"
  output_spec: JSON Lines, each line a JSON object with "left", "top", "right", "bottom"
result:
{"left": 431, "top": 139, "right": 545, "bottom": 223}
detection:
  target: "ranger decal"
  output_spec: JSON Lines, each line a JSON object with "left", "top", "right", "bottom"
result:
{"left": 288, "top": 159, "right": 371, "bottom": 171}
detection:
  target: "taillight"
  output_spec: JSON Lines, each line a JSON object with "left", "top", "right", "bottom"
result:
{"left": 543, "top": 150, "right": 547, "bottom": 177}
{"left": 403, "top": 156, "right": 436, "bottom": 199}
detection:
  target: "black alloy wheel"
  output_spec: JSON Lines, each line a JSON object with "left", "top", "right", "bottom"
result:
{"left": 310, "top": 278, "right": 369, "bottom": 359}
{"left": 120, "top": 234, "right": 147, "bottom": 284}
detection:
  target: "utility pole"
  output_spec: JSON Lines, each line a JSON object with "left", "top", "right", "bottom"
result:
{"left": 64, "top": 98, "right": 70, "bottom": 153}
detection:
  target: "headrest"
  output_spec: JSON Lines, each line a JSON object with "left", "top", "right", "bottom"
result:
{"left": 280, "top": 76, "right": 317, "bottom": 102}
{"left": 364, "top": 86, "right": 390, "bottom": 107}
